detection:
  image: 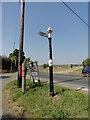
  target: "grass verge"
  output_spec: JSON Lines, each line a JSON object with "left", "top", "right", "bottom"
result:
{"left": 3, "top": 79, "right": 88, "bottom": 118}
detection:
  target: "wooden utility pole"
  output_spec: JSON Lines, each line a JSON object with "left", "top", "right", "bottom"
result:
{"left": 18, "top": 0, "right": 25, "bottom": 88}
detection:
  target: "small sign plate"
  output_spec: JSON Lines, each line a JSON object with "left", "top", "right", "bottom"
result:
{"left": 31, "top": 72, "right": 38, "bottom": 76}
{"left": 49, "top": 59, "right": 53, "bottom": 66}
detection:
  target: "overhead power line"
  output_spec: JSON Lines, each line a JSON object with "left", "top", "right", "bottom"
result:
{"left": 60, "top": 0, "right": 89, "bottom": 27}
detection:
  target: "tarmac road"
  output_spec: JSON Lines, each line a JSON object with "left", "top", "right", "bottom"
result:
{"left": 37, "top": 72, "right": 88, "bottom": 94}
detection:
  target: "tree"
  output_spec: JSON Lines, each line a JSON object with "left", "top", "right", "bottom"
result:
{"left": 9, "top": 49, "right": 25, "bottom": 69}
{"left": 1, "top": 56, "right": 11, "bottom": 71}
{"left": 82, "top": 58, "right": 90, "bottom": 67}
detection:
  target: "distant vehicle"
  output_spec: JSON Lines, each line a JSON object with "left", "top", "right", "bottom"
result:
{"left": 82, "top": 66, "right": 90, "bottom": 77}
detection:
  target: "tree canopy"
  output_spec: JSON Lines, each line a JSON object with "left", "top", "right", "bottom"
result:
{"left": 82, "top": 58, "right": 90, "bottom": 67}
{"left": 9, "top": 49, "right": 25, "bottom": 62}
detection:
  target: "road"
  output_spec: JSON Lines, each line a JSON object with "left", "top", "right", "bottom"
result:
{"left": 38, "top": 72, "right": 88, "bottom": 94}
{"left": 0, "top": 72, "right": 18, "bottom": 87}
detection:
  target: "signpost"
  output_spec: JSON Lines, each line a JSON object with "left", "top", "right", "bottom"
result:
{"left": 38, "top": 27, "right": 54, "bottom": 97}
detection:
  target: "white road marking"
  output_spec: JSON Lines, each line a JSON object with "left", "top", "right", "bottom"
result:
{"left": 76, "top": 77, "right": 83, "bottom": 79}
{"left": 76, "top": 87, "right": 88, "bottom": 91}
{"left": 82, "top": 89, "right": 88, "bottom": 91}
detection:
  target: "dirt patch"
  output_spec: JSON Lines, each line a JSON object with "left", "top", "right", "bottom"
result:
{"left": 52, "top": 94, "right": 61, "bottom": 103}
{"left": 2, "top": 89, "right": 24, "bottom": 118}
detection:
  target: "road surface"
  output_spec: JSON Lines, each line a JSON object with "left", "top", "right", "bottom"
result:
{"left": 33, "top": 72, "right": 88, "bottom": 94}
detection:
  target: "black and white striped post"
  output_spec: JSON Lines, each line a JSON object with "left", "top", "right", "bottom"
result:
{"left": 47, "top": 27, "right": 54, "bottom": 97}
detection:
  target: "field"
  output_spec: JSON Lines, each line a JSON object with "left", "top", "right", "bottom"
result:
{"left": 39, "top": 66, "right": 83, "bottom": 75}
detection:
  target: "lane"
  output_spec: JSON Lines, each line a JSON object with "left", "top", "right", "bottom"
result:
{"left": 38, "top": 72, "right": 88, "bottom": 93}
{"left": 0, "top": 72, "right": 18, "bottom": 86}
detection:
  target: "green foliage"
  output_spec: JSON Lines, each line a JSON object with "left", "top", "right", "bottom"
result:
{"left": 9, "top": 49, "right": 18, "bottom": 61}
{"left": 1, "top": 49, "right": 26, "bottom": 71}
{"left": 9, "top": 49, "right": 25, "bottom": 69}
{"left": 1, "top": 56, "right": 11, "bottom": 70}
{"left": 43, "top": 63, "right": 49, "bottom": 68}
{"left": 9, "top": 49, "right": 25, "bottom": 62}
{"left": 24, "top": 58, "right": 30, "bottom": 69}
{"left": 82, "top": 58, "right": 90, "bottom": 67}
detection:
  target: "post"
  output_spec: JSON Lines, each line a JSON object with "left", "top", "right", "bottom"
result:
{"left": 22, "top": 62, "right": 26, "bottom": 93}
{"left": 47, "top": 27, "right": 54, "bottom": 97}
{"left": 18, "top": 0, "right": 25, "bottom": 88}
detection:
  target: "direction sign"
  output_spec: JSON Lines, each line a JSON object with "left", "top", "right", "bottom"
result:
{"left": 38, "top": 32, "right": 48, "bottom": 37}
{"left": 29, "top": 61, "right": 40, "bottom": 86}
{"left": 30, "top": 61, "right": 38, "bottom": 77}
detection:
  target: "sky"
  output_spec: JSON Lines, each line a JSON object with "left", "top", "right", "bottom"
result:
{"left": 1, "top": 2, "right": 88, "bottom": 65}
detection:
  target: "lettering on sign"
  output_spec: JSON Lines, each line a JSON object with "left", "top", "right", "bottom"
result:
{"left": 31, "top": 72, "right": 38, "bottom": 76}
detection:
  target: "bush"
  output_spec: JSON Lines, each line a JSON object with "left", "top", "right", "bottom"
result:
{"left": 1, "top": 55, "right": 18, "bottom": 72}
{"left": 2, "top": 56, "right": 11, "bottom": 70}
{"left": 82, "top": 58, "right": 90, "bottom": 67}
{"left": 43, "top": 63, "right": 49, "bottom": 68}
